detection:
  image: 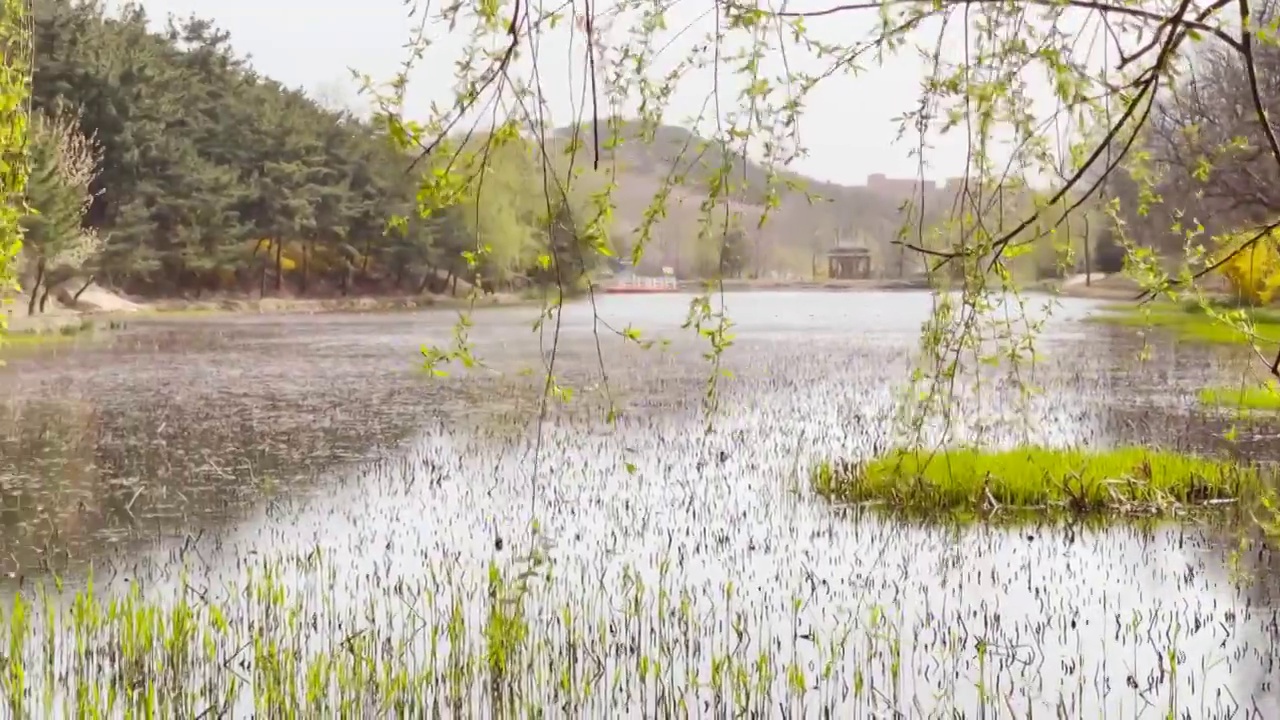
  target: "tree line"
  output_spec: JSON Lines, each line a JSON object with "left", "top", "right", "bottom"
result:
{"left": 1095, "top": 2, "right": 1280, "bottom": 304}
{"left": 20, "top": 0, "right": 605, "bottom": 312}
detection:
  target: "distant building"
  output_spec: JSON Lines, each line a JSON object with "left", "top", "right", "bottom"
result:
{"left": 866, "top": 173, "right": 938, "bottom": 195}
{"left": 826, "top": 244, "right": 872, "bottom": 280}
{"left": 863, "top": 174, "right": 976, "bottom": 196}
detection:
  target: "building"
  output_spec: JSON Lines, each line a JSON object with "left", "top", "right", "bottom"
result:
{"left": 867, "top": 173, "right": 932, "bottom": 194}
{"left": 826, "top": 245, "right": 872, "bottom": 280}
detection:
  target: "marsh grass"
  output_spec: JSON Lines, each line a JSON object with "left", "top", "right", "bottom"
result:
{"left": 6, "top": 537, "right": 1260, "bottom": 718}
{"left": 1199, "top": 381, "right": 1280, "bottom": 412}
{"left": 1090, "top": 300, "right": 1280, "bottom": 348}
{"left": 812, "top": 446, "right": 1263, "bottom": 518}
{"left": 0, "top": 553, "right": 953, "bottom": 718}
{"left": 1, "top": 316, "right": 94, "bottom": 335}
{"left": 0, "top": 328, "right": 82, "bottom": 351}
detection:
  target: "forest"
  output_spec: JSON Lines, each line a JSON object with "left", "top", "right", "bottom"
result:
{"left": 23, "top": 0, "right": 1032, "bottom": 313}
{"left": 19, "top": 0, "right": 626, "bottom": 310}
{"left": 16, "top": 0, "right": 1127, "bottom": 315}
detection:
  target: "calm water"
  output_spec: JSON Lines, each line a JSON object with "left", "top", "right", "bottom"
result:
{"left": 1, "top": 290, "right": 1278, "bottom": 715}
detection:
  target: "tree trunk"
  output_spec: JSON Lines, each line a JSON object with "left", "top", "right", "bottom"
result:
{"left": 300, "top": 240, "right": 311, "bottom": 295}
{"left": 73, "top": 276, "right": 94, "bottom": 302}
{"left": 39, "top": 286, "right": 50, "bottom": 313}
{"left": 259, "top": 258, "right": 267, "bottom": 298}
{"left": 449, "top": 272, "right": 458, "bottom": 296}
{"left": 27, "top": 258, "right": 45, "bottom": 315}
{"left": 274, "top": 241, "right": 283, "bottom": 293}
{"left": 1083, "top": 225, "right": 1092, "bottom": 286}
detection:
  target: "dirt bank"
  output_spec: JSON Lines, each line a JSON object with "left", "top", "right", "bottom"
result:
{"left": 146, "top": 292, "right": 524, "bottom": 316}
{"left": 3, "top": 274, "right": 1135, "bottom": 336}
{"left": 3, "top": 280, "right": 531, "bottom": 336}
{"left": 1047, "top": 273, "right": 1142, "bottom": 300}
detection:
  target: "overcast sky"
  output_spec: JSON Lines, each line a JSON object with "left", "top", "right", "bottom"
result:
{"left": 130, "top": 0, "right": 1109, "bottom": 187}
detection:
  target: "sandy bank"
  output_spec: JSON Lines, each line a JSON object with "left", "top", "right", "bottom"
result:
{"left": 145, "top": 292, "right": 524, "bottom": 316}
{"left": 3, "top": 282, "right": 534, "bottom": 338}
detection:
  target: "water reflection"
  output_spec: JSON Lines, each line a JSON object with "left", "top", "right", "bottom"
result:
{"left": 0, "top": 313, "right": 482, "bottom": 577}
{"left": 0, "top": 292, "right": 1278, "bottom": 714}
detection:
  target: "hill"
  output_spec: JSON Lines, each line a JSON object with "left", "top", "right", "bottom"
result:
{"left": 551, "top": 120, "right": 967, "bottom": 279}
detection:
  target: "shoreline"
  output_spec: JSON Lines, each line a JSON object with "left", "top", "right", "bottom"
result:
{"left": 2, "top": 274, "right": 1142, "bottom": 339}
{"left": 144, "top": 291, "right": 527, "bottom": 316}
{"left": 2, "top": 291, "right": 531, "bottom": 338}
{"left": 673, "top": 278, "right": 933, "bottom": 293}
{"left": 670, "top": 274, "right": 1141, "bottom": 299}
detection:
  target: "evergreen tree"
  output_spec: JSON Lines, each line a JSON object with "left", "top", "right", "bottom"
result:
{"left": 21, "top": 0, "right": 593, "bottom": 301}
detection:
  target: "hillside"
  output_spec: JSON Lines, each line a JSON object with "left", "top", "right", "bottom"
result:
{"left": 552, "top": 121, "right": 965, "bottom": 278}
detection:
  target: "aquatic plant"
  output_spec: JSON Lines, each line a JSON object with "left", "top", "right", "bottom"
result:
{"left": 3, "top": 519, "right": 1275, "bottom": 718}
{"left": 1199, "top": 381, "right": 1280, "bottom": 413}
{"left": 813, "top": 446, "right": 1264, "bottom": 518}
{"left": 1090, "top": 301, "right": 1280, "bottom": 350}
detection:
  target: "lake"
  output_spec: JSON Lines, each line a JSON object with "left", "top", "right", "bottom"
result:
{"left": 1, "top": 291, "right": 1277, "bottom": 716}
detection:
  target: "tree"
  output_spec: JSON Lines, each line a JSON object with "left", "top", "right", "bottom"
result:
{"left": 523, "top": 192, "right": 608, "bottom": 293}
{"left": 1093, "top": 226, "right": 1126, "bottom": 274}
{"left": 380, "top": 0, "right": 1280, "bottom": 455}
{"left": 720, "top": 225, "right": 749, "bottom": 279}
{"left": 1213, "top": 228, "right": 1280, "bottom": 306}
{"left": 21, "top": 111, "right": 101, "bottom": 314}
{"left": 12, "top": 1, "right": 600, "bottom": 300}
{"left": 0, "top": 0, "right": 32, "bottom": 334}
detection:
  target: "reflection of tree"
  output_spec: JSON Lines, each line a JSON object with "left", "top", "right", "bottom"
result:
{"left": 1083, "top": 337, "right": 1280, "bottom": 715}
{"left": 1100, "top": 401, "right": 1280, "bottom": 459}
{"left": 0, "top": 335, "right": 445, "bottom": 586}
{"left": 0, "top": 397, "right": 102, "bottom": 576}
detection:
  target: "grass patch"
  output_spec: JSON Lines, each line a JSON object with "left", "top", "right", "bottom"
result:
{"left": 0, "top": 329, "right": 79, "bottom": 347}
{"left": 813, "top": 446, "right": 1261, "bottom": 519}
{"left": 1198, "top": 381, "right": 1280, "bottom": 412}
{"left": 0, "top": 319, "right": 99, "bottom": 358}
{"left": 1089, "top": 299, "right": 1280, "bottom": 348}
{"left": 0, "top": 551, "right": 1047, "bottom": 716}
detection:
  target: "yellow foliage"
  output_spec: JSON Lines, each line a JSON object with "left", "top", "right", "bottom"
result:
{"left": 247, "top": 238, "right": 299, "bottom": 272}
{"left": 1215, "top": 228, "right": 1280, "bottom": 305}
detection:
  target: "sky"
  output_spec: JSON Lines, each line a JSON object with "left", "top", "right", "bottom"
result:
{"left": 127, "top": 0, "right": 1116, "bottom": 188}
